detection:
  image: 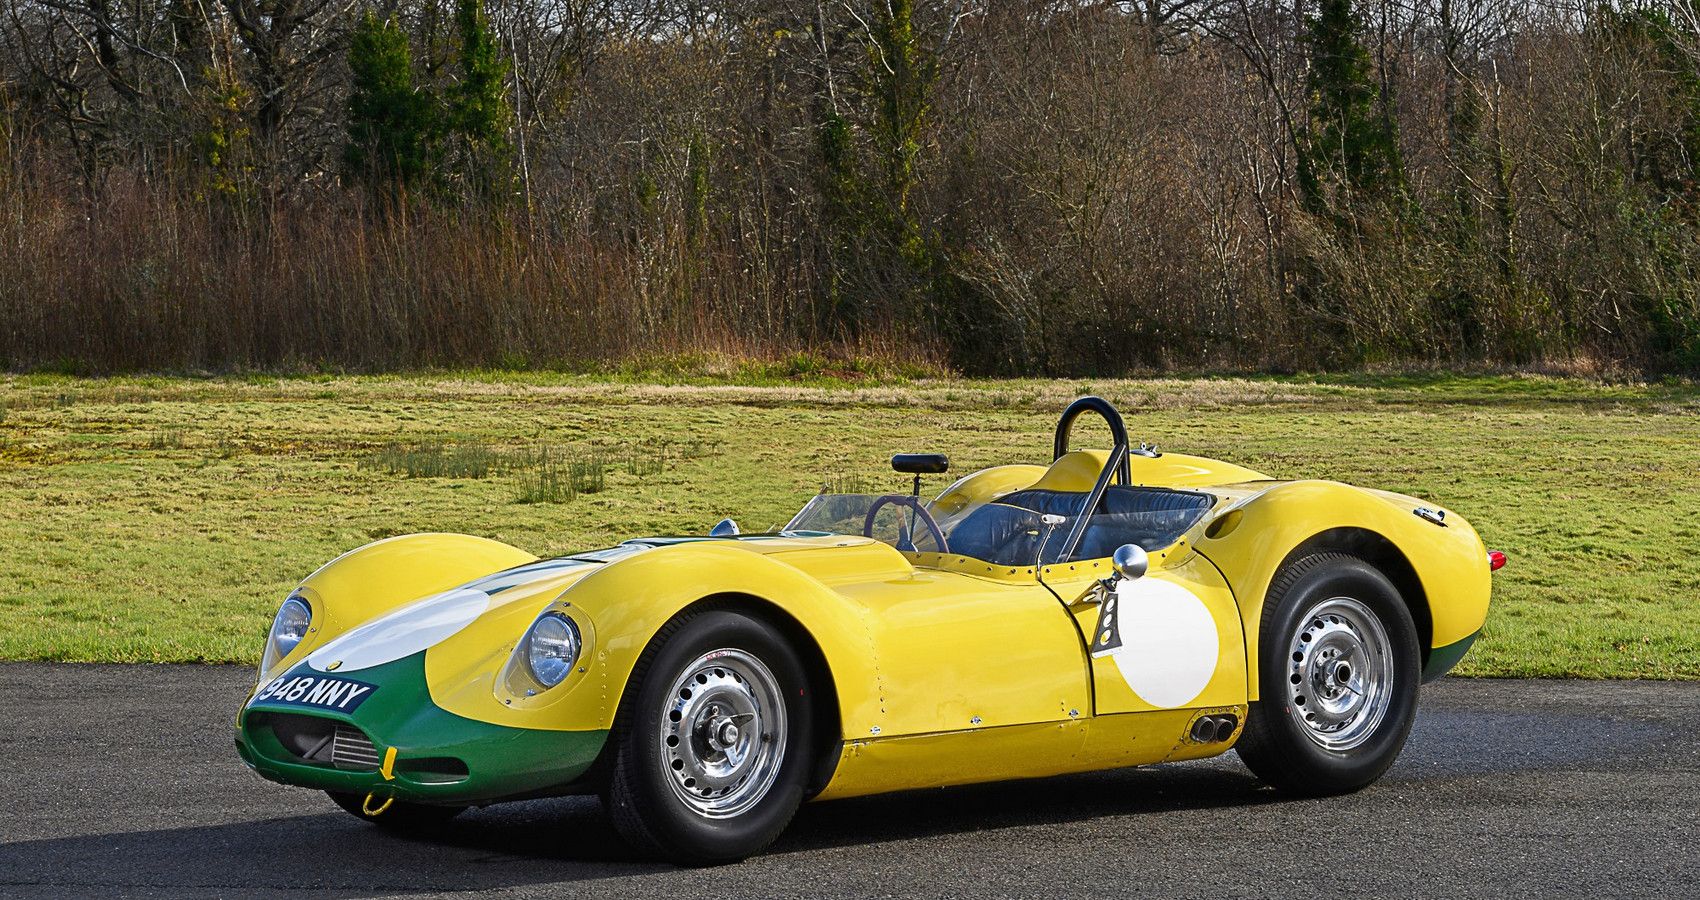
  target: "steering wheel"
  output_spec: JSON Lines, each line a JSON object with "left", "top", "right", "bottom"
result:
{"left": 862, "top": 494, "right": 950, "bottom": 554}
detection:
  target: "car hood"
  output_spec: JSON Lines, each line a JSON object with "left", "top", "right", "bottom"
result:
{"left": 301, "top": 533, "right": 902, "bottom": 679}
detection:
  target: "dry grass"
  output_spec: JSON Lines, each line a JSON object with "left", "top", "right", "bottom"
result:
{"left": 0, "top": 177, "right": 941, "bottom": 375}
{"left": 1, "top": 372, "right": 1697, "bottom": 678}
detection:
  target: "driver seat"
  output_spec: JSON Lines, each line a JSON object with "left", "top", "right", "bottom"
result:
{"left": 944, "top": 451, "right": 1213, "bottom": 565}
{"left": 938, "top": 451, "right": 1110, "bottom": 566}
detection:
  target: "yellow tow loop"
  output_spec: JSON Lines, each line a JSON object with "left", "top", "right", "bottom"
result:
{"left": 360, "top": 746, "right": 401, "bottom": 817}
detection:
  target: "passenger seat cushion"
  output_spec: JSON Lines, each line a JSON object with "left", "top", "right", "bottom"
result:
{"left": 940, "top": 503, "right": 1045, "bottom": 567}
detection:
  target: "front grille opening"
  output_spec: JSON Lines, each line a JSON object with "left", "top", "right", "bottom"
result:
{"left": 246, "top": 713, "right": 460, "bottom": 781}
{"left": 396, "top": 757, "right": 470, "bottom": 784}
{"left": 250, "top": 712, "right": 382, "bottom": 771}
{"left": 330, "top": 726, "right": 381, "bottom": 770}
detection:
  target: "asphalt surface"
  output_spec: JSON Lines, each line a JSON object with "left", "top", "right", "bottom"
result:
{"left": 0, "top": 665, "right": 1695, "bottom": 899}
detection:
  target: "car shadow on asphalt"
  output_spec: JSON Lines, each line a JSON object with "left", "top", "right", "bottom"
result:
{"left": 0, "top": 763, "right": 1272, "bottom": 895}
{"left": 8, "top": 693, "right": 1683, "bottom": 897}
{"left": 777, "top": 762, "right": 1273, "bottom": 853}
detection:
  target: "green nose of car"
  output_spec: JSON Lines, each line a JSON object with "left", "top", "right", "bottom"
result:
{"left": 238, "top": 651, "right": 609, "bottom": 807}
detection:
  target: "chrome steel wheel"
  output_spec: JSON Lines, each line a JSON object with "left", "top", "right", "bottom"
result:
{"left": 1285, "top": 596, "right": 1394, "bottom": 751}
{"left": 656, "top": 648, "right": 788, "bottom": 819}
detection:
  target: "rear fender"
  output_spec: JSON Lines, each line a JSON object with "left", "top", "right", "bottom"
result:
{"left": 1196, "top": 481, "right": 1490, "bottom": 700}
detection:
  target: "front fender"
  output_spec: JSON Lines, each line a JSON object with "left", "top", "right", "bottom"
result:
{"left": 426, "top": 540, "right": 889, "bottom": 741}
{"left": 259, "top": 533, "right": 537, "bottom": 684}
{"left": 1196, "top": 481, "right": 1491, "bottom": 700}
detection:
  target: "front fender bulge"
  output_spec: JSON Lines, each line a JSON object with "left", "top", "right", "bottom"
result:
{"left": 256, "top": 533, "right": 538, "bottom": 686}
{"left": 422, "top": 540, "right": 887, "bottom": 738}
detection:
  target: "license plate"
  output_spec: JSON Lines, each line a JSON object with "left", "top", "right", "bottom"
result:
{"left": 251, "top": 673, "right": 377, "bottom": 713}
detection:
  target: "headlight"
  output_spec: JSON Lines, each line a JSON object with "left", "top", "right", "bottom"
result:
{"left": 261, "top": 595, "right": 312, "bottom": 673}
{"left": 524, "top": 612, "right": 581, "bottom": 688}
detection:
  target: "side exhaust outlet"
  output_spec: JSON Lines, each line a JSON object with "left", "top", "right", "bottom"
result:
{"left": 1214, "top": 715, "right": 1238, "bottom": 743}
{"left": 1191, "top": 717, "right": 1218, "bottom": 743}
{"left": 1190, "top": 714, "right": 1240, "bottom": 744}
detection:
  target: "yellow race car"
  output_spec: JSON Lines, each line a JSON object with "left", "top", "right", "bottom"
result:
{"left": 235, "top": 396, "right": 1499, "bottom": 864}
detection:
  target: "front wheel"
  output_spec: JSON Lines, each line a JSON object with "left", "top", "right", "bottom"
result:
{"left": 601, "top": 608, "right": 815, "bottom": 865}
{"left": 1236, "top": 552, "right": 1420, "bottom": 795}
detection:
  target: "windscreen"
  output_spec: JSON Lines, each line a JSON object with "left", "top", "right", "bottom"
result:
{"left": 785, "top": 493, "right": 945, "bottom": 552}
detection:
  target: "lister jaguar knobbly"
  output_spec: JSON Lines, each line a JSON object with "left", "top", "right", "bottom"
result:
{"left": 235, "top": 397, "right": 1499, "bottom": 864}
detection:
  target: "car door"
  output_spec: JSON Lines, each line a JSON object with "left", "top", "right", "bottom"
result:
{"left": 1041, "top": 548, "right": 1247, "bottom": 716}
{"left": 832, "top": 562, "right": 1091, "bottom": 738}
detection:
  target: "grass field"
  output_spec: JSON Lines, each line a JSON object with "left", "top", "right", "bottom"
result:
{"left": 1, "top": 372, "right": 1696, "bottom": 678}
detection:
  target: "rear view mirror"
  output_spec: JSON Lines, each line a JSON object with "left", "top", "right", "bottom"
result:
{"left": 1112, "top": 544, "right": 1148, "bottom": 581}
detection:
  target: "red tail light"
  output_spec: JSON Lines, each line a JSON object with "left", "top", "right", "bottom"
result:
{"left": 1488, "top": 550, "right": 1506, "bottom": 572}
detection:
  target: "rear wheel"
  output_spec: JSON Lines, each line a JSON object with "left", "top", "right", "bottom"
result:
{"left": 327, "top": 791, "right": 465, "bottom": 833}
{"left": 601, "top": 608, "right": 814, "bottom": 865}
{"left": 1236, "top": 552, "right": 1419, "bottom": 795}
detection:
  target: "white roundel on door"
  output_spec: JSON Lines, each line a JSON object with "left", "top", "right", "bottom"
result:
{"left": 1109, "top": 578, "right": 1219, "bottom": 708}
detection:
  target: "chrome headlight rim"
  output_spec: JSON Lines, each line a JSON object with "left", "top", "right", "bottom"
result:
{"left": 261, "top": 593, "right": 313, "bottom": 673}
{"left": 524, "top": 611, "right": 582, "bottom": 689}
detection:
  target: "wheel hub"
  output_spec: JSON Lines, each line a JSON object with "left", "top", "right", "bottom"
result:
{"left": 1285, "top": 596, "right": 1393, "bottom": 751}
{"left": 658, "top": 649, "right": 787, "bottom": 819}
{"left": 710, "top": 718, "right": 741, "bottom": 749}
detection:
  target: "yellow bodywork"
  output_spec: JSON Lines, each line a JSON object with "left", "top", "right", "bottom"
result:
{"left": 256, "top": 445, "right": 1491, "bottom": 802}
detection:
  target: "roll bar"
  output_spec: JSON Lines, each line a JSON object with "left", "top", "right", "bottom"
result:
{"left": 1051, "top": 441, "right": 1129, "bottom": 566}
{"left": 1052, "top": 396, "right": 1131, "bottom": 486}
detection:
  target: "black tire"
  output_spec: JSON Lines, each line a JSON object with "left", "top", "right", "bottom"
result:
{"left": 601, "top": 607, "right": 815, "bottom": 865}
{"left": 327, "top": 791, "right": 465, "bottom": 833}
{"left": 1235, "top": 552, "right": 1420, "bottom": 796}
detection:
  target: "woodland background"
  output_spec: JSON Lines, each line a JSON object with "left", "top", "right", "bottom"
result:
{"left": 5, "top": 0, "right": 1700, "bottom": 375}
